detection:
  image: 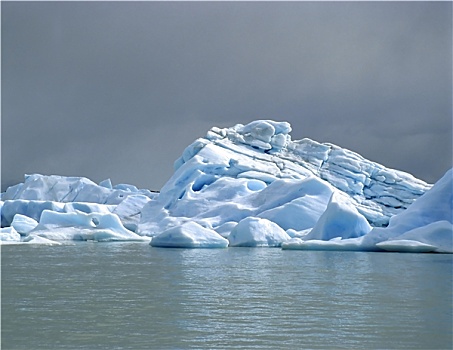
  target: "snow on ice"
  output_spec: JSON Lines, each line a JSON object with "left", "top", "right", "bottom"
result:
{"left": 1, "top": 120, "right": 450, "bottom": 252}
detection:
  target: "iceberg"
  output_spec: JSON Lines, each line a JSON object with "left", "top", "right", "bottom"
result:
{"left": 362, "top": 169, "right": 453, "bottom": 253}
{"left": 137, "top": 119, "right": 430, "bottom": 240}
{"left": 27, "top": 210, "right": 149, "bottom": 242}
{"left": 0, "top": 176, "right": 154, "bottom": 243}
{"left": 376, "top": 221, "right": 452, "bottom": 253}
{"left": 228, "top": 217, "right": 291, "bottom": 247}
{"left": 21, "top": 235, "right": 62, "bottom": 245}
{"left": 1, "top": 200, "right": 65, "bottom": 227}
{"left": 137, "top": 176, "right": 335, "bottom": 238}
{"left": 112, "top": 194, "right": 151, "bottom": 231}
{"left": 1, "top": 174, "right": 156, "bottom": 204}
{"left": 10, "top": 214, "right": 38, "bottom": 235}
{"left": 376, "top": 239, "right": 441, "bottom": 253}
{"left": 150, "top": 222, "right": 229, "bottom": 248}
{"left": 256, "top": 177, "right": 334, "bottom": 231}
{"left": 284, "top": 168, "right": 452, "bottom": 253}
{"left": 301, "top": 192, "right": 372, "bottom": 241}
{"left": 0, "top": 175, "right": 154, "bottom": 230}
{"left": 198, "top": 120, "right": 428, "bottom": 223}
{"left": 63, "top": 202, "right": 116, "bottom": 215}
{"left": 0, "top": 226, "right": 21, "bottom": 242}
{"left": 282, "top": 237, "right": 366, "bottom": 251}
{"left": 1, "top": 218, "right": 62, "bottom": 245}
{"left": 2, "top": 119, "right": 449, "bottom": 253}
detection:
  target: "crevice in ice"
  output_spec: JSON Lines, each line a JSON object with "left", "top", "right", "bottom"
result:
{"left": 91, "top": 217, "right": 100, "bottom": 227}
{"left": 191, "top": 175, "right": 217, "bottom": 192}
{"left": 59, "top": 184, "right": 76, "bottom": 203}
{"left": 177, "top": 190, "right": 186, "bottom": 200}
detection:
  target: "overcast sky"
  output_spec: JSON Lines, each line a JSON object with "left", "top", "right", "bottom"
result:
{"left": 2, "top": 1, "right": 452, "bottom": 191}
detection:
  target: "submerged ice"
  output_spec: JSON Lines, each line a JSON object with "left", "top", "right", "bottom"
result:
{"left": 1, "top": 119, "right": 450, "bottom": 253}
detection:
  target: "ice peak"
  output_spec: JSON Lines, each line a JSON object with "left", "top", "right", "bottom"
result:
{"left": 206, "top": 120, "right": 292, "bottom": 153}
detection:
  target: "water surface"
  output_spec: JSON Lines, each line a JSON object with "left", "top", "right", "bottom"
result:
{"left": 2, "top": 243, "right": 452, "bottom": 349}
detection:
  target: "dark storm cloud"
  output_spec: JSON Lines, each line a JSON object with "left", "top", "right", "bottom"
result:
{"left": 1, "top": 1, "right": 451, "bottom": 191}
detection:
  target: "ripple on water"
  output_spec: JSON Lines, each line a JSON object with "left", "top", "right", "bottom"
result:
{"left": 2, "top": 244, "right": 452, "bottom": 349}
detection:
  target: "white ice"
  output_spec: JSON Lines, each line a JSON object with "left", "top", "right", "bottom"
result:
{"left": 1, "top": 218, "right": 61, "bottom": 245}
{"left": 1, "top": 119, "right": 448, "bottom": 253}
{"left": 27, "top": 210, "right": 149, "bottom": 242}
{"left": 301, "top": 192, "right": 372, "bottom": 241}
{"left": 21, "top": 235, "right": 62, "bottom": 245}
{"left": 228, "top": 217, "right": 291, "bottom": 247}
{"left": 282, "top": 237, "right": 366, "bottom": 251}
{"left": 150, "top": 221, "right": 229, "bottom": 248}
{"left": 1, "top": 200, "right": 65, "bottom": 227}
{"left": 137, "top": 176, "right": 334, "bottom": 238}
{"left": 1, "top": 175, "right": 156, "bottom": 232}
{"left": 0, "top": 226, "right": 21, "bottom": 242}
{"left": 138, "top": 120, "right": 431, "bottom": 242}
{"left": 361, "top": 168, "right": 452, "bottom": 253}
{"left": 63, "top": 202, "right": 115, "bottom": 215}
{"left": 284, "top": 168, "right": 452, "bottom": 253}
{"left": 376, "top": 240, "right": 439, "bottom": 253}
{"left": 112, "top": 194, "right": 151, "bottom": 231}
{"left": 1, "top": 174, "right": 155, "bottom": 204}
{"left": 11, "top": 214, "right": 38, "bottom": 235}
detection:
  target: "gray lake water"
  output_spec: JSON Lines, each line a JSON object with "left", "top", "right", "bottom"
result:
{"left": 2, "top": 243, "right": 452, "bottom": 349}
